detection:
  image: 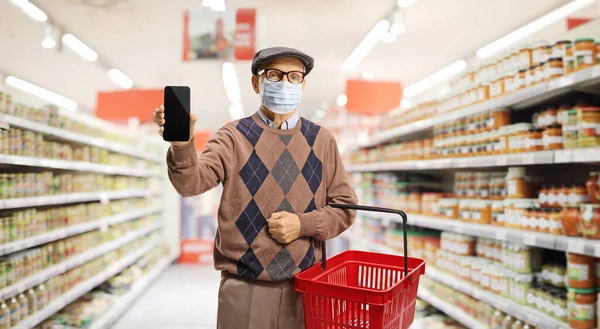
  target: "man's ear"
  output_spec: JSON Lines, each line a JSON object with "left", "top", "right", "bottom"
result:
{"left": 302, "top": 79, "right": 307, "bottom": 90}
{"left": 251, "top": 75, "right": 260, "bottom": 94}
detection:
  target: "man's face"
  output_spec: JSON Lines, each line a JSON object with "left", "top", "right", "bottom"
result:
{"left": 252, "top": 57, "right": 307, "bottom": 95}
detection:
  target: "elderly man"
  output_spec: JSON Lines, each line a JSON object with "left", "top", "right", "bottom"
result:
{"left": 152, "top": 47, "right": 357, "bottom": 329}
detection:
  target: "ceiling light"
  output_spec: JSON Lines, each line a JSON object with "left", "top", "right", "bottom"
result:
{"left": 108, "top": 69, "right": 133, "bottom": 89}
{"left": 341, "top": 20, "right": 390, "bottom": 70}
{"left": 403, "top": 60, "right": 467, "bottom": 98}
{"left": 229, "top": 103, "right": 244, "bottom": 120}
{"left": 381, "top": 32, "right": 397, "bottom": 43}
{"left": 361, "top": 72, "right": 374, "bottom": 79}
{"left": 41, "top": 24, "right": 56, "bottom": 49}
{"left": 202, "top": 0, "right": 226, "bottom": 11}
{"left": 397, "top": 0, "right": 416, "bottom": 8}
{"left": 62, "top": 34, "right": 98, "bottom": 62}
{"left": 336, "top": 94, "right": 348, "bottom": 107}
{"left": 391, "top": 23, "right": 406, "bottom": 35}
{"left": 476, "top": 0, "right": 595, "bottom": 58}
{"left": 222, "top": 62, "right": 241, "bottom": 104}
{"left": 9, "top": 0, "right": 47, "bottom": 22}
{"left": 400, "top": 98, "right": 412, "bottom": 109}
{"left": 5, "top": 76, "right": 77, "bottom": 110}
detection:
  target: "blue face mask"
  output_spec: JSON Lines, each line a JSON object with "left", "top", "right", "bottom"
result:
{"left": 259, "top": 79, "right": 303, "bottom": 114}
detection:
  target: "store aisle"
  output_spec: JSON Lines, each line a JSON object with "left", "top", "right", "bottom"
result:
{"left": 113, "top": 265, "right": 221, "bottom": 329}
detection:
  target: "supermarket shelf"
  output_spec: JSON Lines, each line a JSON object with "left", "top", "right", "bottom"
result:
{"left": 0, "top": 154, "right": 158, "bottom": 177}
{"left": 425, "top": 267, "right": 568, "bottom": 329}
{"left": 13, "top": 238, "right": 164, "bottom": 329}
{"left": 417, "top": 288, "right": 488, "bottom": 329}
{"left": 367, "top": 242, "right": 568, "bottom": 329}
{"left": 348, "top": 148, "right": 600, "bottom": 172}
{"left": 0, "top": 206, "right": 163, "bottom": 256}
{"left": 0, "top": 189, "right": 160, "bottom": 210}
{"left": 360, "top": 65, "right": 600, "bottom": 148}
{"left": 87, "top": 253, "right": 177, "bottom": 329}
{"left": 0, "top": 222, "right": 162, "bottom": 300}
{"left": 0, "top": 114, "right": 162, "bottom": 164}
{"left": 367, "top": 211, "right": 600, "bottom": 257}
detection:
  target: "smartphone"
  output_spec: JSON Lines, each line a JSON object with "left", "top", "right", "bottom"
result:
{"left": 163, "top": 86, "right": 191, "bottom": 142}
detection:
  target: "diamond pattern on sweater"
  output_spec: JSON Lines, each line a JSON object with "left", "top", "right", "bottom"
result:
{"left": 279, "top": 134, "right": 292, "bottom": 146}
{"left": 298, "top": 243, "right": 315, "bottom": 270}
{"left": 238, "top": 248, "right": 264, "bottom": 279}
{"left": 300, "top": 120, "right": 321, "bottom": 147}
{"left": 305, "top": 198, "right": 316, "bottom": 213}
{"left": 266, "top": 247, "right": 296, "bottom": 280}
{"left": 236, "top": 117, "right": 263, "bottom": 146}
{"left": 301, "top": 150, "right": 323, "bottom": 194}
{"left": 277, "top": 198, "right": 294, "bottom": 213}
{"left": 271, "top": 149, "right": 300, "bottom": 194}
{"left": 236, "top": 199, "right": 267, "bottom": 245}
{"left": 239, "top": 150, "right": 269, "bottom": 196}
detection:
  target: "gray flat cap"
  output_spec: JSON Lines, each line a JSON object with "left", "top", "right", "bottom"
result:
{"left": 251, "top": 46, "right": 314, "bottom": 75}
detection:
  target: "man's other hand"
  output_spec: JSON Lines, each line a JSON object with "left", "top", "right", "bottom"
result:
{"left": 267, "top": 211, "right": 301, "bottom": 244}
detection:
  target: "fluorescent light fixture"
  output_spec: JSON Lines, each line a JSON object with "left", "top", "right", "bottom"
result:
{"left": 41, "top": 24, "right": 56, "bottom": 49}
{"left": 229, "top": 103, "right": 244, "bottom": 120}
{"left": 9, "top": 0, "right": 47, "bottom": 22}
{"left": 403, "top": 60, "right": 467, "bottom": 98}
{"left": 381, "top": 32, "right": 397, "bottom": 43}
{"left": 397, "top": 0, "right": 416, "bottom": 8}
{"left": 62, "top": 34, "right": 98, "bottom": 62}
{"left": 391, "top": 23, "right": 406, "bottom": 35}
{"left": 108, "top": 69, "right": 133, "bottom": 89}
{"left": 400, "top": 98, "right": 412, "bottom": 109}
{"left": 202, "top": 0, "right": 226, "bottom": 11}
{"left": 222, "top": 62, "right": 241, "bottom": 104}
{"left": 476, "top": 0, "right": 595, "bottom": 58}
{"left": 361, "top": 72, "right": 374, "bottom": 79}
{"left": 5, "top": 76, "right": 77, "bottom": 110}
{"left": 336, "top": 94, "right": 348, "bottom": 107}
{"left": 341, "top": 20, "right": 390, "bottom": 70}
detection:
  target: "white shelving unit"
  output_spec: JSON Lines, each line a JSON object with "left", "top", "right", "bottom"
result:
{"left": 0, "top": 154, "right": 159, "bottom": 177}
{"left": 417, "top": 288, "right": 488, "bottom": 329}
{"left": 0, "top": 223, "right": 161, "bottom": 300}
{"left": 349, "top": 148, "right": 600, "bottom": 172}
{"left": 0, "top": 103, "right": 177, "bottom": 329}
{"left": 367, "top": 242, "right": 568, "bottom": 329}
{"left": 364, "top": 211, "right": 600, "bottom": 257}
{"left": 0, "top": 206, "right": 162, "bottom": 256}
{"left": 359, "top": 65, "right": 600, "bottom": 147}
{"left": 87, "top": 254, "right": 177, "bottom": 329}
{"left": 12, "top": 239, "right": 167, "bottom": 329}
{"left": 0, "top": 189, "right": 159, "bottom": 210}
{"left": 0, "top": 114, "right": 162, "bottom": 163}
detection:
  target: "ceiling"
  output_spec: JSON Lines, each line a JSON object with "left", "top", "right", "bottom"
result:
{"left": 0, "top": 0, "right": 596, "bottom": 130}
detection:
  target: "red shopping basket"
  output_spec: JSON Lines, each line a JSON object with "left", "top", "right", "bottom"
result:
{"left": 296, "top": 204, "right": 426, "bottom": 329}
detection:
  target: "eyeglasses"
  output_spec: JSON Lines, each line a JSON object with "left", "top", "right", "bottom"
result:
{"left": 258, "top": 68, "right": 306, "bottom": 84}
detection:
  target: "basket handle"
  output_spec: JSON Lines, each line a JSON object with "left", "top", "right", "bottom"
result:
{"left": 322, "top": 204, "right": 409, "bottom": 277}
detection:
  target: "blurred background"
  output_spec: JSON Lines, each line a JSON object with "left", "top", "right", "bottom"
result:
{"left": 1, "top": 0, "right": 600, "bottom": 328}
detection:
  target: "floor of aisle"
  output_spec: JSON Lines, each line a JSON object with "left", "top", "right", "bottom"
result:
{"left": 113, "top": 264, "right": 220, "bottom": 329}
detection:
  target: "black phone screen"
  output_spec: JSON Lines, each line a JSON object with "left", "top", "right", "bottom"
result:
{"left": 163, "top": 86, "right": 191, "bottom": 142}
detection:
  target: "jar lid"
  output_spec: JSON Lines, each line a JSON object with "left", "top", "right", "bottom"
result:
{"left": 548, "top": 57, "right": 563, "bottom": 62}
{"left": 555, "top": 40, "right": 572, "bottom": 45}
{"left": 575, "top": 37, "right": 595, "bottom": 43}
{"left": 545, "top": 124, "right": 562, "bottom": 129}
{"left": 569, "top": 287, "right": 596, "bottom": 294}
{"left": 579, "top": 106, "right": 600, "bottom": 112}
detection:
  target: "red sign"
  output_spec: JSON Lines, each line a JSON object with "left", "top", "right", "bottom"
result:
{"left": 178, "top": 239, "right": 214, "bottom": 264}
{"left": 234, "top": 9, "right": 256, "bottom": 61}
{"left": 345, "top": 79, "right": 403, "bottom": 116}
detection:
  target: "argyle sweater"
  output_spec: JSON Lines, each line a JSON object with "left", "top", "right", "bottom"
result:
{"left": 167, "top": 113, "right": 357, "bottom": 281}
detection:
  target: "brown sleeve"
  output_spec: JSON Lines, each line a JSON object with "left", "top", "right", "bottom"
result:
{"left": 166, "top": 127, "right": 234, "bottom": 197}
{"left": 297, "top": 134, "right": 357, "bottom": 240}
